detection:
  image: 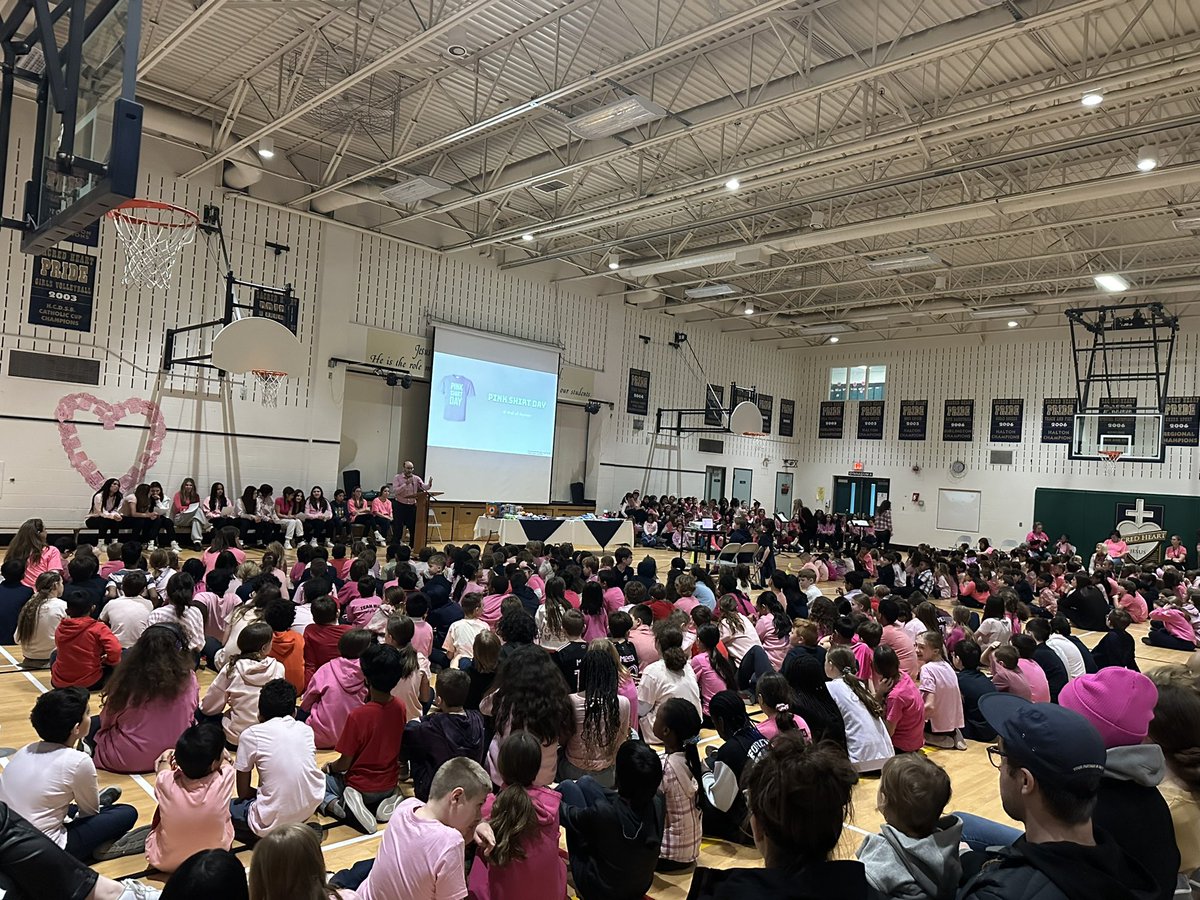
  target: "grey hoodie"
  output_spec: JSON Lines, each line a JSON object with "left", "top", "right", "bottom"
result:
{"left": 857, "top": 816, "right": 963, "bottom": 900}
{"left": 1102, "top": 743, "right": 1166, "bottom": 786}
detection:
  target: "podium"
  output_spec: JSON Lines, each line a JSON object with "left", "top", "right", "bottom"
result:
{"left": 412, "top": 489, "right": 444, "bottom": 548}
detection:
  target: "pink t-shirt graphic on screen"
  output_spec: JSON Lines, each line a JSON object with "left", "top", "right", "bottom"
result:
{"left": 440, "top": 375, "right": 475, "bottom": 421}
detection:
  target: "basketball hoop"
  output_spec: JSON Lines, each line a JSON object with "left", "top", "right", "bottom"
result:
{"left": 252, "top": 370, "right": 287, "bottom": 407}
{"left": 1100, "top": 449, "right": 1124, "bottom": 474}
{"left": 106, "top": 200, "right": 199, "bottom": 288}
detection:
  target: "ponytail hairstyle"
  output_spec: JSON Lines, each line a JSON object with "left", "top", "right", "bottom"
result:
{"left": 657, "top": 696, "right": 704, "bottom": 785}
{"left": 655, "top": 624, "right": 688, "bottom": 673}
{"left": 757, "top": 672, "right": 799, "bottom": 735}
{"left": 918, "top": 629, "right": 948, "bottom": 663}
{"left": 755, "top": 592, "right": 791, "bottom": 639}
{"left": 696, "top": 624, "right": 738, "bottom": 691}
{"left": 717, "top": 593, "right": 747, "bottom": 634}
{"left": 164, "top": 572, "right": 196, "bottom": 618}
{"left": 452, "top": 560, "right": 478, "bottom": 604}
{"left": 486, "top": 730, "right": 543, "bottom": 867}
{"left": 15, "top": 571, "right": 63, "bottom": 643}
{"left": 225, "top": 621, "right": 274, "bottom": 675}
{"left": 827, "top": 647, "right": 883, "bottom": 719}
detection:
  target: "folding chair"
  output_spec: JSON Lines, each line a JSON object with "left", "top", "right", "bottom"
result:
{"left": 714, "top": 542, "right": 743, "bottom": 569}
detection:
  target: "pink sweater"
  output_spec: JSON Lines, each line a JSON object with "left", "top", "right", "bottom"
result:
{"left": 301, "top": 657, "right": 367, "bottom": 748}
{"left": 370, "top": 497, "right": 392, "bottom": 519}
{"left": 1151, "top": 607, "right": 1196, "bottom": 644}
{"left": 93, "top": 675, "right": 200, "bottom": 773}
{"left": 467, "top": 787, "right": 566, "bottom": 900}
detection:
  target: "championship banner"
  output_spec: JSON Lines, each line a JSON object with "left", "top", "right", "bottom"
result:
{"left": 818, "top": 401, "right": 844, "bottom": 439}
{"left": 943, "top": 399, "right": 975, "bottom": 442}
{"left": 627, "top": 368, "right": 650, "bottom": 415}
{"left": 1163, "top": 396, "right": 1200, "bottom": 446}
{"left": 29, "top": 247, "right": 96, "bottom": 332}
{"left": 989, "top": 399, "right": 1024, "bottom": 442}
{"left": 898, "top": 400, "right": 928, "bottom": 441}
{"left": 1041, "top": 398, "right": 1076, "bottom": 443}
{"left": 779, "top": 398, "right": 795, "bottom": 437}
{"left": 757, "top": 393, "right": 774, "bottom": 434}
{"left": 857, "top": 401, "right": 885, "bottom": 440}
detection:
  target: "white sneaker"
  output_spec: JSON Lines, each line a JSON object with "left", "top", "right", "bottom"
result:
{"left": 309, "top": 538, "right": 317, "bottom": 547}
{"left": 170, "top": 541, "right": 180, "bottom": 552}
{"left": 325, "top": 539, "right": 334, "bottom": 548}
{"left": 147, "top": 542, "right": 156, "bottom": 552}
{"left": 342, "top": 786, "right": 377, "bottom": 834}
{"left": 119, "top": 880, "right": 163, "bottom": 900}
{"left": 373, "top": 531, "right": 385, "bottom": 544}
{"left": 285, "top": 540, "right": 294, "bottom": 550}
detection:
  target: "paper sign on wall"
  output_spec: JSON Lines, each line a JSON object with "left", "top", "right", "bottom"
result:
{"left": 365, "top": 328, "right": 433, "bottom": 376}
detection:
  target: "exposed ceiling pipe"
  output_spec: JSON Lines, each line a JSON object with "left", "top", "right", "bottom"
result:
{"left": 309, "top": 182, "right": 395, "bottom": 214}
{"left": 405, "top": 0, "right": 1128, "bottom": 235}
{"left": 611, "top": 161, "right": 1200, "bottom": 279}
{"left": 140, "top": 100, "right": 263, "bottom": 191}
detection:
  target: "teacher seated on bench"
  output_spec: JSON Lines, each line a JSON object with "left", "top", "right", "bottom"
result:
{"left": 391, "top": 461, "right": 432, "bottom": 545}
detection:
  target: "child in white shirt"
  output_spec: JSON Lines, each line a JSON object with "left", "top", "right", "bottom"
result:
{"left": 99, "top": 571, "right": 154, "bottom": 650}
{"left": 0, "top": 687, "right": 138, "bottom": 860}
{"left": 15, "top": 571, "right": 66, "bottom": 668}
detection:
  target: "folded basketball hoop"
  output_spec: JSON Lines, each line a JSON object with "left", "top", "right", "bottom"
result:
{"left": 106, "top": 200, "right": 199, "bottom": 289}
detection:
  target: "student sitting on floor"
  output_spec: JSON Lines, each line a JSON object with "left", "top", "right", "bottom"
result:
{"left": 857, "top": 754, "right": 963, "bottom": 900}
{"left": 301, "top": 594, "right": 349, "bottom": 687}
{"left": 1092, "top": 609, "right": 1139, "bottom": 671}
{"left": 874, "top": 644, "right": 925, "bottom": 754}
{"left": 0, "top": 687, "right": 139, "bottom": 861}
{"left": 1146, "top": 597, "right": 1198, "bottom": 652}
{"left": 468, "top": 730, "right": 567, "bottom": 900}
{"left": 557, "top": 740, "right": 665, "bottom": 900}
{"left": 953, "top": 639, "right": 997, "bottom": 743}
{"left": 145, "top": 723, "right": 234, "bottom": 873}
{"left": 99, "top": 570, "right": 153, "bottom": 651}
{"left": 0, "top": 559, "right": 32, "bottom": 645}
{"left": 652, "top": 697, "right": 703, "bottom": 874}
{"left": 15, "top": 571, "right": 66, "bottom": 668}
{"left": 331, "top": 757, "right": 492, "bottom": 898}
{"left": 199, "top": 622, "right": 284, "bottom": 747}
{"left": 248, "top": 821, "right": 356, "bottom": 900}
{"left": 915, "top": 630, "right": 966, "bottom": 750}
{"left": 230, "top": 679, "right": 324, "bottom": 845}
{"left": 403, "top": 667, "right": 486, "bottom": 802}
{"left": 262, "top": 598, "right": 305, "bottom": 693}
{"left": 320, "top": 643, "right": 406, "bottom": 834}
{"left": 51, "top": 588, "right": 122, "bottom": 690}
{"left": 299, "top": 627, "right": 371, "bottom": 749}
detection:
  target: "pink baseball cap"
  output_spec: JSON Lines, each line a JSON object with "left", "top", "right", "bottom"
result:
{"left": 1059, "top": 668, "right": 1158, "bottom": 748}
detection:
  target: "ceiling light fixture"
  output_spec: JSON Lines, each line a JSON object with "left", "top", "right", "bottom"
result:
{"left": 968, "top": 305, "right": 1033, "bottom": 320}
{"left": 565, "top": 95, "right": 668, "bottom": 140}
{"left": 724, "top": 177, "right": 741, "bottom": 192}
{"left": 1093, "top": 273, "right": 1130, "bottom": 292}
{"left": 684, "top": 283, "right": 740, "bottom": 299}
{"left": 1136, "top": 146, "right": 1159, "bottom": 172}
{"left": 521, "top": 233, "right": 535, "bottom": 242}
{"left": 1171, "top": 216, "right": 1200, "bottom": 232}
{"left": 1081, "top": 91, "right": 1104, "bottom": 108}
{"left": 607, "top": 253, "right": 621, "bottom": 271}
{"left": 828, "top": 336, "right": 840, "bottom": 344}
{"left": 743, "top": 301, "right": 754, "bottom": 315}
{"left": 379, "top": 174, "right": 452, "bottom": 205}
{"left": 803, "top": 323, "right": 852, "bottom": 335}
{"left": 1007, "top": 320, "right": 1019, "bottom": 328}
{"left": 866, "top": 251, "right": 943, "bottom": 272}
{"left": 257, "top": 138, "right": 275, "bottom": 159}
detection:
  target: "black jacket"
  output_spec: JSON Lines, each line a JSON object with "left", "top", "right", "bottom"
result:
{"left": 687, "top": 859, "right": 881, "bottom": 900}
{"left": 1032, "top": 644, "right": 1069, "bottom": 702}
{"left": 1060, "top": 587, "right": 1110, "bottom": 632}
{"left": 1091, "top": 630, "right": 1138, "bottom": 671}
{"left": 959, "top": 830, "right": 1160, "bottom": 900}
{"left": 559, "top": 789, "right": 665, "bottom": 900}
{"left": 0, "top": 802, "right": 98, "bottom": 900}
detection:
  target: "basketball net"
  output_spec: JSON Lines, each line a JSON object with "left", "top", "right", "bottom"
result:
{"left": 106, "top": 200, "right": 199, "bottom": 289}
{"left": 252, "top": 370, "right": 287, "bottom": 407}
{"left": 1100, "top": 449, "right": 1123, "bottom": 475}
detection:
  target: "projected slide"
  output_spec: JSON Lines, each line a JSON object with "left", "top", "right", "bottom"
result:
{"left": 428, "top": 353, "right": 557, "bottom": 457}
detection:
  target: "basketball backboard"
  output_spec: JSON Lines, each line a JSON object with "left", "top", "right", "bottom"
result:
{"left": 0, "top": 0, "right": 143, "bottom": 253}
{"left": 1071, "top": 412, "right": 1164, "bottom": 462}
{"left": 211, "top": 317, "right": 303, "bottom": 375}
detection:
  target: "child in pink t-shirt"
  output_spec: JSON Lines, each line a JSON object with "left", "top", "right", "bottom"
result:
{"left": 300, "top": 628, "right": 372, "bottom": 748}
{"left": 468, "top": 732, "right": 567, "bottom": 900}
{"left": 146, "top": 723, "right": 234, "bottom": 873}
{"left": 753, "top": 674, "right": 811, "bottom": 741}
{"left": 357, "top": 758, "right": 490, "bottom": 900}
{"left": 875, "top": 645, "right": 925, "bottom": 753}
{"left": 988, "top": 645, "right": 1033, "bottom": 700}
{"left": 1116, "top": 580, "right": 1149, "bottom": 623}
{"left": 405, "top": 594, "right": 434, "bottom": 659}
{"left": 915, "top": 631, "right": 965, "bottom": 750}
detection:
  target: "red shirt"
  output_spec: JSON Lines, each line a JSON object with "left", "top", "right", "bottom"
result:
{"left": 646, "top": 599, "right": 675, "bottom": 621}
{"left": 51, "top": 616, "right": 122, "bottom": 688}
{"left": 303, "top": 623, "right": 351, "bottom": 686}
{"left": 337, "top": 697, "right": 408, "bottom": 792}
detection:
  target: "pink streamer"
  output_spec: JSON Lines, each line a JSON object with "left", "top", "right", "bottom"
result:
{"left": 56, "top": 393, "right": 168, "bottom": 491}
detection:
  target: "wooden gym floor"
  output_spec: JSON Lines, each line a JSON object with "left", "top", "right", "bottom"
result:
{"left": 0, "top": 545, "right": 1188, "bottom": 898}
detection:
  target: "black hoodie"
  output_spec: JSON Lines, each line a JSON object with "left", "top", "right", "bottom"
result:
{"left": 401, "top": 709, "right": 486, "bottom": 801}
{"left": 687, "top": 859, "right": 881, "bottom": 899}
{"left": 960, "top": 829, "right": 1160, "bottom": 900}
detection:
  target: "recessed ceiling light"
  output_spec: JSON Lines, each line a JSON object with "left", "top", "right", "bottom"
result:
{"left": 521, "top": 233, "right": 534, "bottom": 241}
{"left": 1007, "top": 320, "right": 1019, "bottom": 328}
{"left": 1136, "top": 146, "right": 1158, "bottom": 172}
{"left": 828, "top": 336, "right": 840, "bottom": 344}
{"left": 257, "top": 138, "right": 275, "bottom": 159}
{"left": 1093, "top": 273, "right": 1130, "bottom": 292}
{"left": 1081, "top": 91, "right": 1104, "bottom": 107}
{"left": 724, "top": 177, "right": 741, "bottom": 192}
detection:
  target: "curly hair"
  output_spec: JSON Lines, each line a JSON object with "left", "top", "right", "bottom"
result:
{"left": 491, "top": 644, "right": 575, "bottom": 745}
{"left": 102, "top": 625, "right": 195, "bottom": 714}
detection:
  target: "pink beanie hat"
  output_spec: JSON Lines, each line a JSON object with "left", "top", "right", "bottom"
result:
{"left": 1059, "top": 668, "right": 1158, "bottom": 748}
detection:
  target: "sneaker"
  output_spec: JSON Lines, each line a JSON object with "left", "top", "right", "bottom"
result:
{"left": 92, "top": 824, "right": 150, "bottom": 860}
{"left": 170, "top": 541, "right": 181, "bottom": 552}
{"left": 98, "top": 786, "right": 122, "bottom": 806}
{"left": 325, "top": 540, "right": 334, "bottom": 548}
{"left": 119, "top": 880, "right": 162, "bottom": 900}
{"left": 373, "top": 531, "right": 385, "bottom": 544}
{"left": 285, "top": 540, "right": 294, "bottom": 550}
{"left": 309, "top": 538, "right": 318, "bottom": 547}
{"left": 342, "top": 786, "right": 377, "bottom": 834}
{"left": 147, "top": 542, "right": 156, "bottom": 552}
{"left": 375, "top": 793, "right": 401, "bottom": 822}
{"left": 322, "top": 798, "right": 346, "bottom": 820}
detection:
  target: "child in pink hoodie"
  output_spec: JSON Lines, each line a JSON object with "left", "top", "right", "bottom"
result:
{"left": 199, "top": 622, "right": 284, "bottom": 746}
{"left": 300, "top": 628, "right": 372, "bottom": 748}
{"left": 468, "top": 731, "right": 567, "bottom": 900}
{"left": 193, "top": 569, "right": 241, "bottom": 643}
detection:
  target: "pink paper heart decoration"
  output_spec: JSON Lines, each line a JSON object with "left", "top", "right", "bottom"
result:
{"left": 56, "top": 393, "right": 168, "bottom": 492}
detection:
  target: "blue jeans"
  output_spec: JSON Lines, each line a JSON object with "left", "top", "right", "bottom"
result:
{"left": 331, "top": 859, "right": 374, "bottom": 890}
{"left": 557, "top": 774, "right": 610, "bottom": 812}
{"left": 64, "top": 803, "right": 138, "bottom": 860}
{"left": 229, "top": 797, "right": 257, "bottom": 844}
{"left": 953, "top": 811, "right": 1022, "bottom": 850}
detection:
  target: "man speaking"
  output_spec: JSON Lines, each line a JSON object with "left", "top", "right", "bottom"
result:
{"left": 392, "top": 461, "right": 432, "bottom": 546}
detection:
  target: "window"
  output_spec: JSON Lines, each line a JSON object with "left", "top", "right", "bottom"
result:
{"left": 829, "top": 364, "right": 886, "bottom": 400}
